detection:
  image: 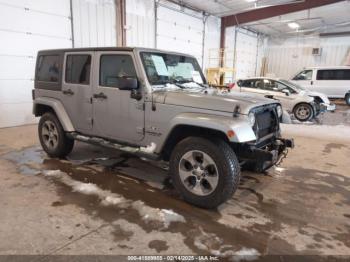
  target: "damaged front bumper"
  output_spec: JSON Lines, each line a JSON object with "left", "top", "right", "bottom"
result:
{"left": 237, "top": 137, "right": 294, "bottom": 172}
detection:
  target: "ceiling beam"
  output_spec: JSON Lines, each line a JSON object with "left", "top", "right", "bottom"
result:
{"left": 220, "top": 0, "right": 345, "bottom": 48}
{"left": 221, "top": 0, "right": 345, "bottom": 28}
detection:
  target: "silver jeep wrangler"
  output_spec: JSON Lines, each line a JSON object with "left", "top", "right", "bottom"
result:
{"left": 33, "top": 47, "right": 294, "bottom": 208}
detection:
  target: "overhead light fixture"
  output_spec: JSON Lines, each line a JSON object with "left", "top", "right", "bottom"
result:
{"left": 246, "top": 0, "right": 256, "bottom": 2}
{"left": 288, "top": 22, "right": 300, "bottom": 29}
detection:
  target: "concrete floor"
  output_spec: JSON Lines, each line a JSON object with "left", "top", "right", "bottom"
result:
{"left": 0, "top": 117, "right": 350, "bottom": 259}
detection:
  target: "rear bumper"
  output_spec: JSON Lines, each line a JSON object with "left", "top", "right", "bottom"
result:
{"left": 237, "top": 137, "right": 294, "bottom": 172}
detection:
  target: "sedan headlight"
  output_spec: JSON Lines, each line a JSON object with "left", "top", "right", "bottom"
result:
{"left": 248, "top": 112, "right": 255, "bottom": 127}
{"left": 276, "top": 105, "right": 283, "bottom": 118}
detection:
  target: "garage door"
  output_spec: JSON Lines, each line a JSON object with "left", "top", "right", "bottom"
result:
{"left": 0, "top": 0, "right": 72, "bottom": 128}
{"left": 235, "top": 30, "right": 258, "bottom": 80}
{"left": 156, "top": 4, "right": 204, "bottom": 67}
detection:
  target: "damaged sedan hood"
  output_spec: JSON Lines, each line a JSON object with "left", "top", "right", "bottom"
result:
{"left": 153, "top": 87, "right": 276, "bottom": 114}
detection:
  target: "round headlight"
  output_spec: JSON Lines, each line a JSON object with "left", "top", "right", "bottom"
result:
{"left": 276, "top": 105, "right": 283, "bottom": 118}
{"left": 248, "top": 112, "right": 255, "bottom": 127}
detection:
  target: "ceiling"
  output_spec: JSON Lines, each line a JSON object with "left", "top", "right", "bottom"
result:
{"left": 244, "top": 1, "right": 350, "bottom": 37}
{"left": 178, "top": 0, "right": 350, "bottom": 37}
{"left": 176, "top": 0, "right": 304, "bottom": 17}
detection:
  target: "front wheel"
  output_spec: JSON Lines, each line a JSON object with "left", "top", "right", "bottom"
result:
{"left": 169, "top": 137, "right": 240, "bottom": 209}
{"left": 38, "top": 112, "right": 74, "bottom": 158}
{"left": 293, "top": 103, "right": 314, "bottom": 122}
{"left": 345, "top": 93, "right": 350, "bottom": 106}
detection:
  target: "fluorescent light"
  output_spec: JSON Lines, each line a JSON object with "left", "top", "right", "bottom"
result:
{"left": 246, "top": 0, "right": 256, "bottom": 2}
{"left": 288, "top": 22, "right": 300, "bottom": 29}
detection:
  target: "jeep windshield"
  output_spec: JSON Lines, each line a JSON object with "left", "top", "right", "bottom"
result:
{"left": 140, "top": 52, "right": 206, "bottom": 88}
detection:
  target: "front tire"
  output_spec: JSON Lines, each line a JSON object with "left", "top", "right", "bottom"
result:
{"left": 169, "top": 137, "right": 240, "bottom": 209}
{"left": 38, "top": 112, "right": 74, "bottom": 158}
{"left": 293, "top": 103, "right": 314, "bottom": 122}
{"left": 345, "top": 93, "right": 350, "bottom": 106}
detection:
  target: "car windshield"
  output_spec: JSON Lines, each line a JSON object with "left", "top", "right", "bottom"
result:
{"left": 140, "top": 52, "right": 206, "bottom": 88}
{"left": 280, "top": 80, "right": 306, "bottom": 91}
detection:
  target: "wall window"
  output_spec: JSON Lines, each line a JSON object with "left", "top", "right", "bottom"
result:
{"left": 65, "top": 55, "right": 91, "bottom": 84}
{"left": 36, "top": 55, "right": 60, "bottom": 82}
{"left": 317, "top": 69, "right": 350, "bottom": 80}
{"left": 293, "top": 70, "right": 313, "bottom": 81}
{"left": 100, "top": 55, "right": 137, "bottom": 88}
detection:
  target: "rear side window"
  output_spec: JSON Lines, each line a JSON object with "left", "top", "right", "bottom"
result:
{"left": 241, "top": 80, "right": 256, "bottom": 88}
{"left": 316, "top": 69, "right": 350, "bottom": 80}
{"left": 65, "top": 55, "right": 91, "bottom": 84}
{"left": 99, "top": 55, "right": 137, "bottom": 88}
{"left": 36, "top": 55, "right": 60, "bottom": 82}
{"left": 293, "top": 70, "right": 313, "bottom": 80}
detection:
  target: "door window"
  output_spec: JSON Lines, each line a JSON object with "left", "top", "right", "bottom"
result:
{"left": 36, "top": 55, "right": 60, "bottom": 82}
{"left": 240, "top": 79, "right": 256, "bottom": 88}
{"left": 316, "top": 69, "right": 350, "bottom": 80}
{"left": 293, "top": 70, "right": 313, "bottom": 80}
{"left": 100, "top": 55, "right": 137, "bottom": 88}
{"left": 65, "top": 55, "right": 91, "bottom": 84}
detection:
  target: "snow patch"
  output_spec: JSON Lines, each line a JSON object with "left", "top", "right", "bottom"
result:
{"left": 131, "top": 200, "right": 185, "bottom": 228}
{"left": 42, "top": 169, "right": 185, "bottom": 228}
{"left": 140, "top": 142, "right": 157, "bottom": 154}
{"left": 233, "top": 248, "right": 260, "bottom": 261}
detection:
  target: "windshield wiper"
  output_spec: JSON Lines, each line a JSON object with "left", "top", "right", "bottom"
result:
{"left": 175, "top": 79, "right": 208, "bottom": 88}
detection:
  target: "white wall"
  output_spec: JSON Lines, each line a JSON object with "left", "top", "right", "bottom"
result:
{"left": 0, "top": 0, "right": 117, "bottom": 128}
{"left": 126, "top": 0, "right": 155, "bottom": 48}
{"left": 0, "top": 0, "right": 72, "bottom": 128}
{"left": 265, "top": 35, "right": 350, "bottom": 79}
{"left": 224, "top": 27, "right": 264, "bottom": 81}
{"left": 72, "top": 0, "right": 117, "bottom": 47}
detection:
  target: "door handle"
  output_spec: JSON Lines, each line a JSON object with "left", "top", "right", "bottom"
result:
{"left": 62, "top": 89, "right": 74, "bottom": 95}
{"left": 310, "top": 81, "right": 313, "bottom": 85}
{"left": 93, "top": 92, "right": 107, "bottom": 99}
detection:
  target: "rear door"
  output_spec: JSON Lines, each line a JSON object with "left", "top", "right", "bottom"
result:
{"left": 92, "top": 51, "right": 145, "bottom": 143}
{"left": 62, "top": 52, "right": 93, "bottom": 133}
{"left": 240, "top": 79, "right": 267, "bottom": 96}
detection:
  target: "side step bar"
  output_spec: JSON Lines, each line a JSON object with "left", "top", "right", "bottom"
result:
{"left": 69, "top": 132, "right": 160, "bottom": 161}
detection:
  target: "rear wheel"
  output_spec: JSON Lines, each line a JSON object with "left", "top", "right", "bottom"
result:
{"left": 293, "top": 103, "right": 314, "bottom": 122}
{"left": 345, "top": 93, "right": 350, "bottom": 106}
{"left": 38, "top": 112, "right": 74, "bottom": 158}
{"left": 169, "top": 137, "right": 240, "bottom": 209}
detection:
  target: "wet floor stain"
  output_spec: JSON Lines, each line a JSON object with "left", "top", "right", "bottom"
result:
{"left": 148, "top": 240, "right": 169, "bottom": 253}
{"left": 1, "top": 143, "right": 350, "bottom": 258}
{"left": 323, "top": 143, "right": 347, "bottom": 154}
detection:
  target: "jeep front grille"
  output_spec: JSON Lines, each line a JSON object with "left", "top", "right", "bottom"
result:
{"left": 251, "top": 104, "right": 279, "bottom": 140}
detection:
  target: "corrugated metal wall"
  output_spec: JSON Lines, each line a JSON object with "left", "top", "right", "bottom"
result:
{"left": 265, "top": 36, "right": 350, "bottom": 79}
{"left": 0, "top": 0, "right": 118, "bottom": 128}
{"left": 72, "top": 0, "right": 117, "bottom": 47}
{"left": 126, "top": 0, "right": 155, "bottom": 48}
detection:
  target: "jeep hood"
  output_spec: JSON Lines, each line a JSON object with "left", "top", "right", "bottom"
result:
{"left": 153, "top": 88, "right": 277, "bottom": 114}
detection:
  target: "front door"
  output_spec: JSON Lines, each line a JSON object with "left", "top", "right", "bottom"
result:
{"left": 291, "top": 69, "right": 314, "bottom": 90}
{"left": 92, "top": 51, "right": 145, "bottom": 143}
{"left": 62, "top": 52, "right": 93, "bottom": 133}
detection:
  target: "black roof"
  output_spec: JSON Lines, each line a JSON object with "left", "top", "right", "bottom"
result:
{"left": 37, "top": 47, "right": 135, "bottom": 54}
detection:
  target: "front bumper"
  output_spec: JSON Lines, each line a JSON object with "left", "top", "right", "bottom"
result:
{"left": 320, "top": 103, "right": 336, "bottom": 112}
{"left": 238, "top": 137, "right": 294, "bottom": 172}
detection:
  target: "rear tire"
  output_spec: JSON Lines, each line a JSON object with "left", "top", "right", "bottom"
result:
{"left": 345, "top": 93, "right": 350, "bottom": 106}
{"left": 169, "top": 137, "right": 240, "bottom": 209}
{"left": 293, "top": 103, "right": 314, "bottom": 122}
{"left": 38, "top": 112, "right": 74, "bottom": 158}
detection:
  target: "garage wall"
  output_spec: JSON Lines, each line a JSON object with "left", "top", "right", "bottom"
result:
{"left": 224, "top": 27, "right": 264, "bottom": 81}
{"left": 265, "top": 36, "right": 350, "bottom": 79}
{"left": 0, "top": 0, "right": 117, "bottom": 128}
{"left": 0, "top": 0, "right": 72, "bottom": 128}
{"left": 125, "top": 0, "right": 155, "bottom": 48}
{"left": 125, "top": 0, "right": 220, "bottom": 71}
{"left": 72, "top": 0, "right": 117, "bottom": 47}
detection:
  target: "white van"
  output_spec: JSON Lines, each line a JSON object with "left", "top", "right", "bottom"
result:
{"left": 291, "top": 66, "right": 350, "bottom": 105}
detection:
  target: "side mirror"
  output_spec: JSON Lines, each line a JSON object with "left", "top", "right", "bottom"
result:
{"left": 281, "top": 89, "right": 290, "bottom": 96}
{"left": 118, "top": 77, "right": 138, "bottom": 90}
